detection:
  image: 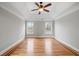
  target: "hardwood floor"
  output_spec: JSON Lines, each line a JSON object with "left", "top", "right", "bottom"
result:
{"left": 10, "top": 38, "right": 75, "bottom": 56}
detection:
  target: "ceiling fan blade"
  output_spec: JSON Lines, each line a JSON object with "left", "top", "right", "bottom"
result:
{"left": 44, "top": 3, "right": 52, "bottom": 8}
{"left": 32, "top": 9, "right": 38, "bottom": 11}
{"left": 35, "top": 2, "right": 39, "bottom": 7}
{"left": 38, "top": 11, "right": 41, "bottom": 14}
{"left": 44, "top": 9, "right": 49, "bottom": 12}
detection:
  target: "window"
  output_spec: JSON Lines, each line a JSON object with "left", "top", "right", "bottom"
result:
{"left": 45, "top": 22, "right": 52, "bottom": 34}
{"left": 27, "top": 22, "right": 34, "bottom": 34}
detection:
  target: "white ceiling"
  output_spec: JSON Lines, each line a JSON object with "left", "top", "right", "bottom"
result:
{"left": 0, "top": 2, "right": 79, "bottom": 21}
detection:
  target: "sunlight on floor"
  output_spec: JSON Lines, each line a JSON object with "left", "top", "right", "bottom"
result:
{"left": 26, "top": 38, "right": 53, "bottom": 55}
{"left": 26, "top": 38, "right": 35, "bottom": 55}
{"left": 44, "top": 39, "right": 53, "bottom": 55}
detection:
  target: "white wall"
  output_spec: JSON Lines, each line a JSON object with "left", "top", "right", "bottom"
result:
{"left": 25, "top": 20, "right": 54, "bottom": 37}
{"left": 55, "top": 9, "right": 79, "bottom": 51}
{"left": 0, "top": 7, "right": 25, "bottom": 52}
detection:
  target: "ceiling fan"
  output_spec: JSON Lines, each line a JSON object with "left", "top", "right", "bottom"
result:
{"left": 32, "top": 2, "right": 52, "bottom": 14}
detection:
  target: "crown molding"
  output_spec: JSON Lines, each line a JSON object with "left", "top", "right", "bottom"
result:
{"left": 0, "top": 3, "right": 25, "bottom": 20}
{"left": 55, "top": 4, "right": 79, "bottom": 20}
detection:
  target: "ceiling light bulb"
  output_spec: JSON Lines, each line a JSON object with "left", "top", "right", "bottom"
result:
{"left": 39, "top": 8, "right": 43, "bottom": 11}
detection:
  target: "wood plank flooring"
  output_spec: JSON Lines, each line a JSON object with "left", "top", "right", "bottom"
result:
{"left": 10, "top": 38, "right": 75, "bottom": 56}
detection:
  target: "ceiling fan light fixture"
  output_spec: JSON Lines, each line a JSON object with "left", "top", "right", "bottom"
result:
{"left": 38, "top": 8, "right": 43, "bottom": 12}
{"left": 32, "top": 2, "right": 52, "bottom": 14}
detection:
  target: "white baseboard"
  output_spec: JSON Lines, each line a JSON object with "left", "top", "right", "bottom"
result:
{"left": 0, "top": 36, "right": 25, "bottom": 55}
{"left": 26, "top": 36, "right": 54, "bottom": 38}
{"left": 55, "top": 37, "right": 79, "bottom": 52}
